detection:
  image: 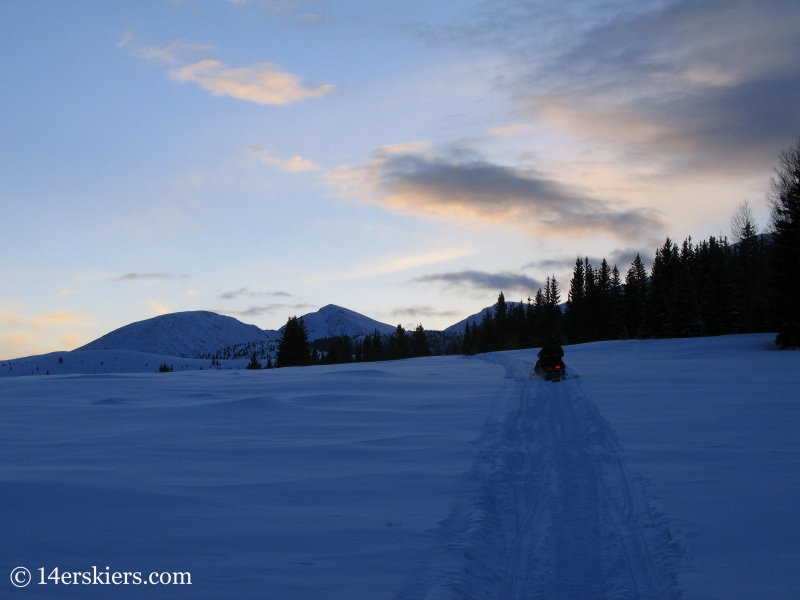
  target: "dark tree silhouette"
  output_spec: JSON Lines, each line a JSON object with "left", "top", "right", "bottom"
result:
{"left": 276, "top": 316, "right": 311, "bottom": 367}
{"left": 769, "top": 137, "right": 800, "bottom": 347}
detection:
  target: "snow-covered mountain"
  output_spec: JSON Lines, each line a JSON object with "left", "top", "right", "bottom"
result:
{"left": 295, "top": 304, "right": 395, "bottom": 341}
{"left": 444, "top": 302, "right": 524, "bottom": 333}
{"left": 76, "top": 311, "right": 278, "bottom": 358}
{"left": 444, "top": 301, "right": 568, "bottom": 333}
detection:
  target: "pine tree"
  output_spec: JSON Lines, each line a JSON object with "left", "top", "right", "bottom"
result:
{"left": 768, "top": 136, "right": 800, "bottom": 347}
{"left": 276, "top": 316, "right": 312, "bottom": 367}
{"left": 494, "top": 292, "right": 508, "bottom": 349}
{"left": 565, "top": 257, "right": 586, "bottom": 344}
{"left": 624, "top": 254, "right": 648, "bottom": 338}
{"left": 387, "top": 324, "right": 411, "bottom": 360}
{"left": 246, "top": 352, "right": 262, "bottom": 370}
{"left": 411, "top": 325, "right": 432, "bottom": 357}
{"left": 507, "top": 301, "right": 527, "bottom": 349}
{"left": 609, "top": 264, "right": 623, "bottom": 338}
{"left": 730, "top": 201, "right": 769, "bottom": 332}
{"left": 646, "top": 238, "right": 680, "bottom": 337}
{"left": 476, "top": 309, "right": 495, "bottom": 354}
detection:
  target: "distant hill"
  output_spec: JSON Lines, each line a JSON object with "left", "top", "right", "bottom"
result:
{"left": 444, "top": 302, "right": 524, "bottom": 334}
{"left": 444, "top": 300, "right": 571, "bottom": 334}
{"left": 76, "top": 311, "right": 278, "bottom": 358}
{"left": 295, "top": 304, "right": 395, "bottom": 341}
{"left": 73, "top": 306, "right": 396, "bottom": 359}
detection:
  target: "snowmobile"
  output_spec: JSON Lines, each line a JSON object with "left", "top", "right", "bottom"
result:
{"left": 531, "top": 341, "right": 567, "bottom": 382}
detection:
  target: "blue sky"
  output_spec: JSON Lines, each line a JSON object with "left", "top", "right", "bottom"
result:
{"left": 2, "top": 0, "right": 799, "bottom": 357}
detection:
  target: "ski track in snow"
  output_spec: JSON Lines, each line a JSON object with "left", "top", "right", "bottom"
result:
{"left": 399, "top": 354, "right": 685, "bottom": 600}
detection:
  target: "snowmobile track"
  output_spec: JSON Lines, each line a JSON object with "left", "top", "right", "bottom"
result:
{"left": 398, "top": 355, "right": 684, "bottom": 600}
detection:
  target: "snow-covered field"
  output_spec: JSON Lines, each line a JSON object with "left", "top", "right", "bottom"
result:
{"left": 0, "top": 334, "right": 797, "bottom": 599}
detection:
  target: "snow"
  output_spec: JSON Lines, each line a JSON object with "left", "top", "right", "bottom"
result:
{"left": 1, "top": 333, "right": 798, "bottom": 599}
{"left": 75, "top": 311, "right": 278, "bottom": 358}
{"left": 0, "top": 349, "right": 250, "bottom": 378}
{"left": 296, "top": 304, "right": 396, "bottom": 341}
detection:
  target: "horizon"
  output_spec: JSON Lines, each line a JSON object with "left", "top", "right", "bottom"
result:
{"left": 2, "top": 0, "right": 799, "bottom": 357}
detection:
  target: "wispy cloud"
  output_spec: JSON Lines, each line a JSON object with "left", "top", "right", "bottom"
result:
{"left": 488, "top": 123, "right": 529, "bottom": 136}
{"left": 218, "top": 287, "right": 294, "bottom": 300}
{"left": 391, "top": 306, "right": 460, "bottom": 319}
{"left": 328, "top": 150, "right": 663, "bottom": 241}
{"left": 112, "top": 272, "right": 189, "bottom": 282}
{"left": 136, "top": 40, "right": 215, "bottom": 64}
{"left": 376, "top": 141, "right": 431, "bottom": 154}
{"left": 116, "top": 30, "right": 134, "bottom": 49}
{"left": 146, "top": 300, "right": 170, "bottom": 316}
{"left": 57, "top": 288, "right": 79, "bottom": 297}
{"left": 215, "top": 303, "right": 316, "bottom": 317}
{"left": 523, "top": 247, "right": 650, "bottom": 272}
{"left": 412, "top": 270, "right": 544, "bottom": 293}
{"left": 0, "top": 304, "right": 94, "bottom": 357}
{"left": 464, "top": 0, "right": 800, "bottom": 176}
{"left": 170, "top": 60, "right": 335, "bottom": 105}
{"left": 244, "top": 146, "right": 322, "bottom": 172}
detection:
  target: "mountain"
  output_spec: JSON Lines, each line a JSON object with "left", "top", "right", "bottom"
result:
{"left": 295, "top": 304, "right": 395, "bottom": 341}
{"left": 76, "top": 311, "right": 278, "bottom": 358}
{"left": 444, "top": 301, "right": 568, "bottom": 333}
{"left": 444, "top": 302, "right": 524, "bottom": 333}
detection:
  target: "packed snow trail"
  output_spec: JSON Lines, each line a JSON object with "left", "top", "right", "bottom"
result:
{"left": 399, "top": 354, "right": 683, "bottom": 600}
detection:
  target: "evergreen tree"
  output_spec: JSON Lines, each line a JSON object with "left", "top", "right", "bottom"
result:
{"left": 246, "top": 352, "right": 262, "bottom": 370}
{"left": 411, "top": 324, "right": 432, "bottom": 357}
{"left": 275, "top": 316, "right": 312, "bottom": 367}
{"left": 624, "top": 254, "right": 648, "bottom": 338}
{"left": 494, "top": 292, "right": 508, "bottom": 349}
{"left": 326, "top": 335, "right": 354, "bottom": 364}
{"left": 387, "top": 324, "right": 412, "bottom": 360}
{"left": 461, "top": 321, "right": 474, "bottom": 355}
{"left": 694, "top": 236, "right": 735, "bottom": 335}
{"left": 646, "top": 238, "right": 680, "bottom": 337}
{"left": 730, "top": 201, "right": 769, "bottom": 332}
{"left": 768, "top": 136, "right": 800, "bottom": 347}
{"left": 609, "top": 264, "right": 624, "bottom": 338}
{"left": 507, "top": 301, "right": 527, "bottom": 349}
{"left": 476, "top": 309, "right": 495, "bottom": 354}
{"left": 565, "top": 257, "right": 586, "bottom": 344}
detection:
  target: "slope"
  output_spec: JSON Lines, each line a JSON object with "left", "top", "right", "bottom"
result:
{"left": 296, "top": 304, "right": 396, "bottom": 341}
{"left": 76, "top": 311, "right": 278, "bottom": 358}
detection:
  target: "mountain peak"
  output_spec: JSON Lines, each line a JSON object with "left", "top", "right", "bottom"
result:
{"left": 76, "top": 310, "right": 277, "bottom": 358}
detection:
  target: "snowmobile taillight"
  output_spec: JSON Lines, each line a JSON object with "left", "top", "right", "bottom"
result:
{"left": 555, "top": 365, "right": 560, "bottom": 369}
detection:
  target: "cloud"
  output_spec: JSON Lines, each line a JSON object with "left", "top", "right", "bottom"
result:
{"left": 113, "top": 272, "right": 188, "bottom": 282}
{"left": 146, "top": 300, "right": 170, "bottom": 316}
{"left": 215, "top": 303, "right": 316, "bottom": 317}
{"left": 376, "top": 141, "right": 431, "bottom": 154}
{"left": 523, "top": 247, "right": 650, "bottom": 272}
{"left": 58, "top": 288, "right": 79, "bottom": 297}
{"left": 136, "top": 40, "right": 215, "bottom": 64}
{"left": 486, "top": 0, "right": 800, "bottom": 175}
{"left": 488, "top": 123, "right": 529, "bottom": 136}
{"left": 244, "top": 147, "right": 322, "bottom": 172}
{"left": 218, "top": 287, "right": 295, "bottom": 300}
{"left": 328, "top": 151, "right": 663, "bottom": 241}
{"left": 116, "top": 30, "right": 134, "bottom": 49}
{"left": 169, "top": 60, "right": 335, "bottom": 105}
{"left": 0, "top": 304, "right": 94, "bottom": 357}
{"left": 391, "top": 306, "right": 460, "bottom": 319}
{"left": 412, "top": 270, "right": 544, "bottom": 293}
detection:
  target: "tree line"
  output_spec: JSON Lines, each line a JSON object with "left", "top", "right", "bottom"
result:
{"left": 265, "top": 135, "right": 800, "bottom": 368}
{"left": 460, "top": 135, "right": 800, "bottom": 351}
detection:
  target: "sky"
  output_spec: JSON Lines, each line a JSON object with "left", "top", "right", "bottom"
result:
{"left": 1, "top": 0, "right": 799, "bottom": 357}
